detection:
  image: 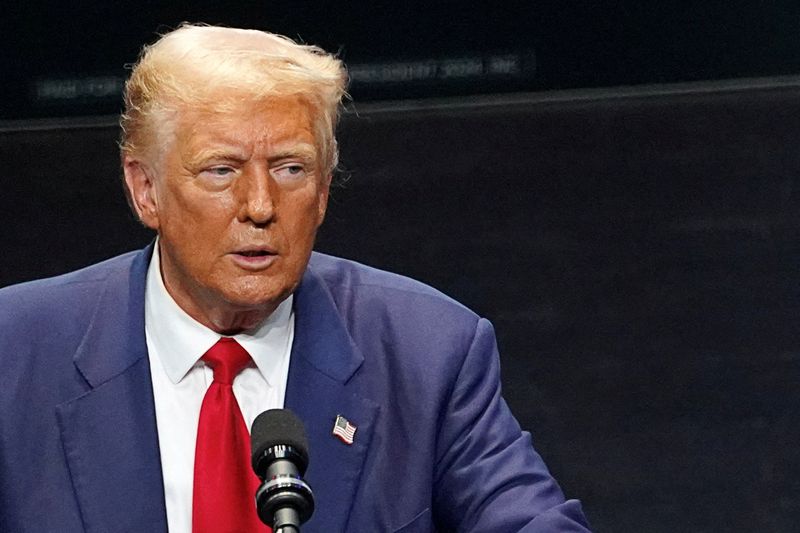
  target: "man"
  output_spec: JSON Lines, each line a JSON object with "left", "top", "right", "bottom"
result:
{"left": 0, "top": 24, "right": 590, "bottom": 532}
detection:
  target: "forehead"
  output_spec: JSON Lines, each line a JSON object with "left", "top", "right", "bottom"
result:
{"left": 173, "top": 94, "right": 320, "bottom": 150}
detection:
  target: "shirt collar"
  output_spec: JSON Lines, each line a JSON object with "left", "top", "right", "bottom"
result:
{"left": 144, "top": 241, "right": 294, "bottom": 385}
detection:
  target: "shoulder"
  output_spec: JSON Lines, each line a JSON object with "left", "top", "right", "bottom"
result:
{"left": 0, "top": 250, "right": 143, "bottom": 335}
{"left": 307, "top": 252, "right": 483, "bottom": 357}
{"left": 308, "top": 252, "right": 478, "bottom": 323}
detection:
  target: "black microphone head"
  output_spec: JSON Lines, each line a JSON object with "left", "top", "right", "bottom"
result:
{"left": 251, "top": 409, "right": 309, "bottom": 477}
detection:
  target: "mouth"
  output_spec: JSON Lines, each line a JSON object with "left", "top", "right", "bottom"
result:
{"left": 230, "top": 247, "right": 278, "bottom": 270}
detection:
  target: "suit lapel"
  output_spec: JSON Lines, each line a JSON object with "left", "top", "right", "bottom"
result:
{"left": 56, "top": 245, "right": 168, "bottom": 532}
{"left": 286, "top": 263, "right": 379, "bottom": 532}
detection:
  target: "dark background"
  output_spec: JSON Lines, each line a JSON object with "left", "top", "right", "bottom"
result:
{"left": 4, "top": 2, "right": 800, "bottom": 118}
{"left": 4, "top": 3, "right": 800, "bottom": 532}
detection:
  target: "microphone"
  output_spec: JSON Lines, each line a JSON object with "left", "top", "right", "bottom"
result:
{"left": 250, "top": 409, "right": 315, "bottom": 532}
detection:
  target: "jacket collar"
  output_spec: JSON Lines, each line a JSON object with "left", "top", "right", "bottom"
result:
{"left": 285, "top": 257, "right": 379, "bottom": 531}
{"left": 57, "top": 243, "right": 168, "bottom": 532}
{"left": 72, "top": 244, "right": 152, "bottom": 387}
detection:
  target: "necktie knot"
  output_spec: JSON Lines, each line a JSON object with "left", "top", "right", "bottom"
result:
{"left": 201, "top": 337, "right": 252, "bottom": 385}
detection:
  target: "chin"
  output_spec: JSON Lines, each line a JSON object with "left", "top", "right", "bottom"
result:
{"left": 207, "top": 286, "right": 291, "bottom": 334}
{"left": 219, "top": 280, "right": 293, "bottom": 312}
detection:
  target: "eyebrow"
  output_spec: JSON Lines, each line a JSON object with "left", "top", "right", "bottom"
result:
{"left": 189, "top": 147, "right": 249, "bottom": 164}
{"left": 186, "top": 142, "right": 318, "bottom": 167}
{"left": 268, "top": 143, "right": 318, "bottom": 163}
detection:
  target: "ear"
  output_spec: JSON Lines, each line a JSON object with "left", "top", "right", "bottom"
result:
{"left": 316, "top": 173, "right": 332, "bottom": 226}
{"left": 123, "top": 156, "right": 160, "bottom": 230}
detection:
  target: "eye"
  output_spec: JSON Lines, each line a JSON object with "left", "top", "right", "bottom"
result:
{"left": 210, "top": 166, "right": 234, "bottom": 176}
{"left": 200, "top": 166, "right": 236, "bottom": 179}
{"left": 272, "top": 164, "right": 307, "bottom": 182}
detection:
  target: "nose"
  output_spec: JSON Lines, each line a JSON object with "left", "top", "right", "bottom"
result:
{"left": 236, "top": 167, "right": 275, "bottom": 225}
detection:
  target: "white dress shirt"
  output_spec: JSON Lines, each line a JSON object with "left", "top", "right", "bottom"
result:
{"left": 144, "top": 244, "right": 294, "bottom": 533}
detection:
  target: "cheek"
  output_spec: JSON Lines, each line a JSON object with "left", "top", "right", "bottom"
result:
{"left": 162, "top": 187, "right": 235, "bottom": 238}
{"left": 289, "top": 195, "right": 325, "bottom": 238}
{"left": 281, "top": 181, "right": 324, "bottom": 219}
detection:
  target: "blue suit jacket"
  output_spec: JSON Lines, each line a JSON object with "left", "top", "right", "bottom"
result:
{"left": 0, "top": 245, "right": 590, "bottom": 532}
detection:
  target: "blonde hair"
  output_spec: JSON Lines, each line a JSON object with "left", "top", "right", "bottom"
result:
{"left": 120, "top": 23, "right": 348, "bottom": 173}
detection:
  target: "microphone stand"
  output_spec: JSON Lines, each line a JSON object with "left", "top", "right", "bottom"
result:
{"left": 274, "top": 507, "right": 302, "bottom": 532}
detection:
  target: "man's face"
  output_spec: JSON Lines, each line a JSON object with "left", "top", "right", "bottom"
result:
{"left": 125, "top": 95, "right": 330, "bottom": 332}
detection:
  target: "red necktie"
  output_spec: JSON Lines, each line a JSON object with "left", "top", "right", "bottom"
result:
{"left": 193, "top": 338, "right": 268, "bottom": 532}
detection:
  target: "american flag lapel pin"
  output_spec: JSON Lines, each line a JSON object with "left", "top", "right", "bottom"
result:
{"left": 332, "top": 414, "right": 357, "bottom": 445}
